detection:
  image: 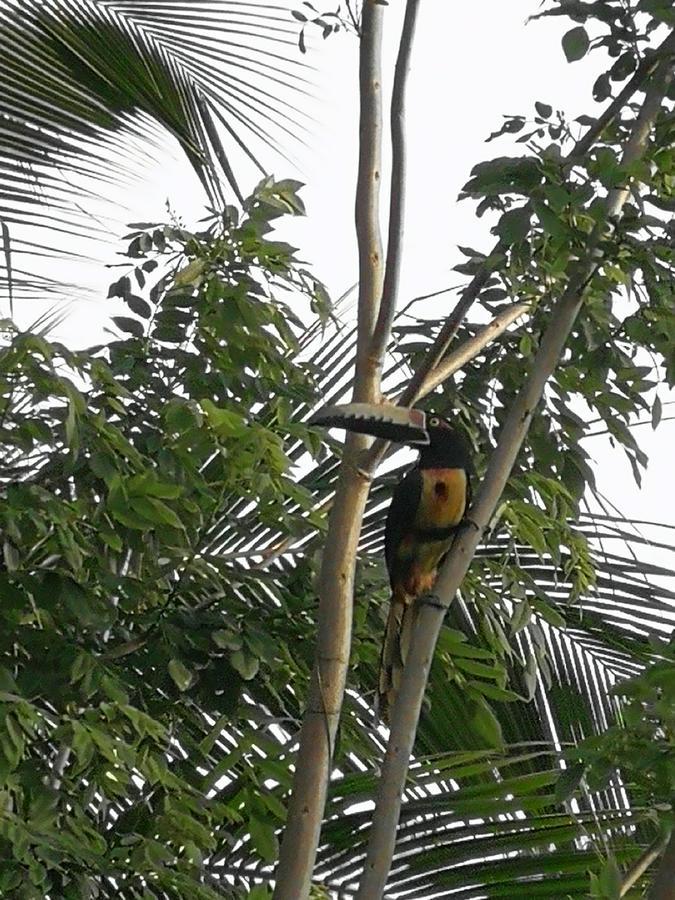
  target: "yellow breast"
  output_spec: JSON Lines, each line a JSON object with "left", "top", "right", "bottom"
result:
{"left": 415, "top": 467, "right": 467, "bottom": 530}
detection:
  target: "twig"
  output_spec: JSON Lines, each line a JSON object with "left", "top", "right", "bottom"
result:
{"left": 369, "top": 0, "right": 422, "bottom": 370}
{"left": 397, "top": 252, "right": 505, "bottom": 407}
{"left": 354, "top": 43, "right": 674, "bottom": 899}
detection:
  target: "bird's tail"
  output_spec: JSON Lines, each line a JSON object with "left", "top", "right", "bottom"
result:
{"left": 378, "top": 589, "right": 416, "bottom": 723}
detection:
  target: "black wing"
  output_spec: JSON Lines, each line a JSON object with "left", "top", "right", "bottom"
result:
{"left": 384, "top": 466, "right": 422, "bottom": 582}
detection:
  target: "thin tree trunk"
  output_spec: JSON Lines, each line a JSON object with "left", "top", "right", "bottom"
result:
{"left": 355, "top": 45, "right": 674, "bottom": 899}
{"left": 273, "top": 4, "right": 387, "bottom": 895}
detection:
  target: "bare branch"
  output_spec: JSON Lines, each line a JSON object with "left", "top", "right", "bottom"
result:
{"left": 397, "top": 251, "right": 505, "bottom": 407}
{"left": 353, "top": 2, "right": 385, "bottom": 390}
{"left": 273, "top": 4, "right": 387, "bottom": 896}
{"left": 369, "top": 0, "right": 422, "bottom": 368}
{"left": 355, "top": 46, "right": 674, "bottom": 899}
{"left": 418, "top": 301, "right": 529, "bottom": 396}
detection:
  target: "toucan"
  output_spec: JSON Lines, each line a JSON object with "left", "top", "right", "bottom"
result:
{"left": 308, "top": 404, "right": 472, "bottom": 721}
{"left": 380, "top": 414, "right": 471, "bottom": 719}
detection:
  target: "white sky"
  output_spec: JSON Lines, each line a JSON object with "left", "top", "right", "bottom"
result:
{"left": 8, "top": 0, "right": 675, "bottom": 535}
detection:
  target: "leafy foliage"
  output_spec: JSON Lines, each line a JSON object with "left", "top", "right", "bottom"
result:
{"left": 0, "top": 179, "right": 326, "bottom": 897}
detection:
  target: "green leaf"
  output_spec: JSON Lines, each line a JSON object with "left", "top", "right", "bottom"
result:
{"left": 555, "top": 762, "right": 585, "bottom": 803}
{"left": 470, "top": 700, "right": 503, "bottom": 748}
{"left": 533, "top": 200, "right": 569, "bottom": 239}
{"left": 454, "top": 657, "right": 504, "bottom": 680}
{"left": 129, "top": 496, "right": 184, "bottom": 530}
{"left": 511, "top": 599, "right": 532, "bottom": 634}
{"left": 111, "top": 316, "right": 144, "bottom": 338}
{"left": 230, "top": 649, "right": 260, "bottom": 681}
{"left": 200, "top": 400, "right": 247, "bottom": 437}
{"left": 652, "top": 395, "right": 663, "bottom": 429}
{"left": 107, "top": 276, "right": 131, "bottom": 299}
{"left": 125, "top": 294, "right": 152, "bottom": 319}
{"left": 248, "top": 816, "right": 278, "bottom": 863}
{"left": 467, "top": 681, "right": 520, "bottom": 702}
{"left": 562, "top": 26, "right": 589, "bottom": 62}
{"left": 494, "top": 206, "right": 531, "bottom": 244}
{"left": 247, "top": 887, "right": 272, "bottom": 900}
{"left": 598, "top": 854, "right": 621, "bottom": 899}
{"left": 168, "top": 659, "right": 193, "bottom": 692}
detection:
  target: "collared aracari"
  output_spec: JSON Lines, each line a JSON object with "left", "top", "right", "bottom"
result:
{"left": 380, "top": 415, "right": 471, "bottom": 719}
{"left": 308, "top": 404, "right": 472, "bottom": 722}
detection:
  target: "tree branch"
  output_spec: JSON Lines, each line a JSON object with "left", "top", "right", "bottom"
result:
{"left": 273, "top": 4, "right": 387, "bottom": 897}
{"left": 368, "top": 0, "right": 421, "bottom": 369}
{"left": 355, "top": 45, "right": 674, "bottom": 899}
{"left": 620, "top": 833, "right": 670, "bottom": 897}
{"left": 353, "top": 2, "right": 385, "bottom": 386}
{"left": 649, "top": 829, "right": 675, "bottom": 900}
{"left": 417, "top": 300, "right": 529, "bottom": 396}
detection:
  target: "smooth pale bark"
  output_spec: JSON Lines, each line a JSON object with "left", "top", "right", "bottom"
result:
{"left": 273, "top": 4, "right": 387, "bottom": 896}
{"left": 369, "top": 0, "right": 421, "bottom": 369}
{"left": 355, "top": 47, "right": 674, "bottom": 899}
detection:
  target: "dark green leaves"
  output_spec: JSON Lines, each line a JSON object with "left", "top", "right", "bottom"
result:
{"left": 494, "top": 206, "right": 532, "bottom": 244}
{"left": 562, "top": 26, "right": 590, "bottom": 62}
{"left": 111, "top": 315, "right": 145, "bottom": 338}
{"left": 461, "top": 156, "right": 541, "bottom": 199}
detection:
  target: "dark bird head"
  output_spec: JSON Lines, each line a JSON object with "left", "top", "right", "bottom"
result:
{"left": 419, "top": 415, "right": 472, "bottom": 471}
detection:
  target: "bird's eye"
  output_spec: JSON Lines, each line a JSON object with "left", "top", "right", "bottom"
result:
{"left": 429, "top": 416, "right": 440, "bottom": 427}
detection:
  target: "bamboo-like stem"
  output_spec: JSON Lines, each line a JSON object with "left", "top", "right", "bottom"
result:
{"left": 620, "top": 833, "right": 670, "bottom": 897}
{"left": 273, "top": 4, "right": 387, "bottom": 896}
{"left": 368, "top": 0, "right": 421, "bottom": 370}
{"left": 649, "top": 830, "right": 675, "bottom": 900}
{"left": 355, "top": 48, "right": 673, "bottom": 899}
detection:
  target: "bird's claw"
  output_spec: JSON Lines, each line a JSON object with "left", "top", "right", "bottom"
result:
{"left": 462, "top": 516, "right": 490, "bottom": 538}
{"left": 418, "top": 593, "right": 447, "bottom": 611}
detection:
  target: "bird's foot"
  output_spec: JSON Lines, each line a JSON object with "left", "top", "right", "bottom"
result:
{"left": 418, "top": 593, "right": 447, "bottom": 611}
{"left": 462, "top": 516, "right": 491, "bottom": 539}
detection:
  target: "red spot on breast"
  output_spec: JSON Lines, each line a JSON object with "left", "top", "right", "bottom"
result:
{"left": 434, "top": 481, "right": 448, "bottom": 499}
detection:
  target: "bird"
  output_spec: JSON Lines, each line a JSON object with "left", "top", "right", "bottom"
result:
{"left": 379, "top": 415, "right": 472, "bottom": 721}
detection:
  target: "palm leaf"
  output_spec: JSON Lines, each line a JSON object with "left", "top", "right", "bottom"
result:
{"left": 0, "top": 0, "right": 312, "bottom": 301}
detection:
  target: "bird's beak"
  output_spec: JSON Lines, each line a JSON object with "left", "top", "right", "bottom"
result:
{"left": 308, "top": 403, "right": 430, "bottom": 445}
